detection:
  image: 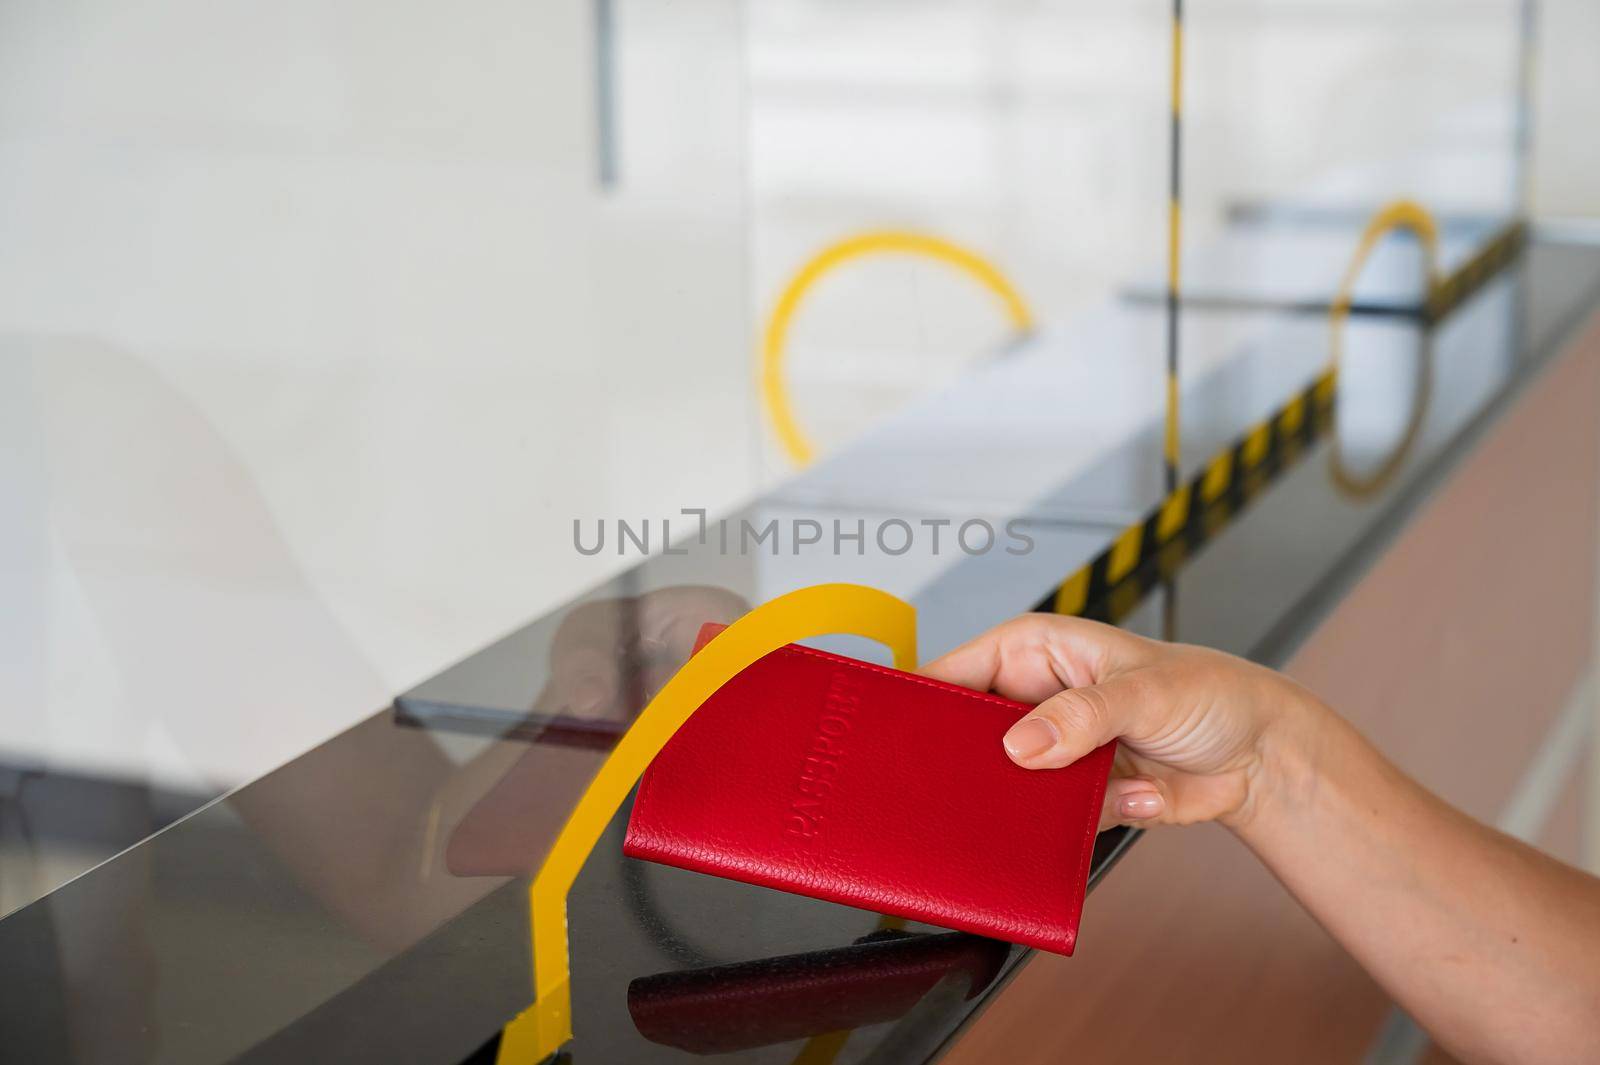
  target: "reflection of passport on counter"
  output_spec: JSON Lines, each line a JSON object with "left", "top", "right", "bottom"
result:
{"left": 628, "top": 931, "right": 1011, "bottom": 1054}
{"left": 624, "top": 624, "right": 1116, "bottom": 955}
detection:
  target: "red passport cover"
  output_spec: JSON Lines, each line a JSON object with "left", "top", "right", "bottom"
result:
{"left": 623, "top": 624, "right": 1116, "bottom": 955}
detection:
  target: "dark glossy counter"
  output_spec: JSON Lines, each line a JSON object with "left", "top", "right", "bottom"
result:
{"left": 5, "top": 235, "right": 1599, "bottom": 1065}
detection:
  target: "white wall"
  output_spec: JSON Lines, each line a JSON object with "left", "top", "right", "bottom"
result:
{"left": 1532, "top": 0, "right": 1600, "bottom": 219}
{"left": 0, "top": 0, "right": 752, "bottom": 787}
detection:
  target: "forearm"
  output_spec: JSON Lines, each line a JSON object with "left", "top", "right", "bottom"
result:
{"left": 1232, "top": 699, "right": 1600, "bottom": 1063}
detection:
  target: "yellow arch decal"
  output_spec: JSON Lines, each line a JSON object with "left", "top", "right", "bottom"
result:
{"left": 1327, "top": 200, "right": 1440, "bottom": 499}
{"left": 761, "top": 231, "right": 1035, "bottom": 467}
{"left": 496, "top": 583, "right": 919, "bottom": 1064}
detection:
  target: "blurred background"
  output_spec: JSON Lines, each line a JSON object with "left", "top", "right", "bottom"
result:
{"left": 2, "top": 0, "right": 1598, "bottom": 921}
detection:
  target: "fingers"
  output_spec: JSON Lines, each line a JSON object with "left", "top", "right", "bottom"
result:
{"left": 537, "top": 599, "right": 632, "bottom": 717}
{"left": 925, "top": 613, "right": 1145, "bottom": 704}
{"left": 1002, "top": 674, "right": 1150, "bottom": 769}
{"left": 1099, "top": 776, "right": 1166, "bottom": 830}
{"left": 536, "top": 587, "right": 751, "bottom": 719}
{"left": 636, "top": 586, "right": 748, "bottom": 659}
{"left": 921, "top": 621, "right": 1017, "bottom": 692}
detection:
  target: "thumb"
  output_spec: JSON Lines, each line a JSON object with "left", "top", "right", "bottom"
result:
{"left": 1001, "top": 676, "right": 1144, "bottom": 770}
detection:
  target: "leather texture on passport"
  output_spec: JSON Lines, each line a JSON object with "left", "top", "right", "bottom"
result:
{"left": 623, "top": 624, "right": 1116, "bottom": 955}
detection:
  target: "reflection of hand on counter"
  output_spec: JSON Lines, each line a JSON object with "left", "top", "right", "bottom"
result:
{"left": 447, "top": 585, "right": 748, "bottom": 877}
{"left": 533, "top": 585, "right": 749, "bottom": 725}
{"left": 926, "top": 615, "right": 1600, "bottom": 1063}
{"left": 213, "top": 587, "right": 747, "bottom": 949}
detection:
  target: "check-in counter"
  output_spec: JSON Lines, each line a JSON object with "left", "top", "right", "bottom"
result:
{"left": 3, "top": 231, "right": 1598, "bottom": 1065}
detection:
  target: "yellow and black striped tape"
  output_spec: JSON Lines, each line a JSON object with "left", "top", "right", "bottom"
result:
{"left": 1037, "top": 369, "right": 1335, "bottom": 626}
{"left": 1038, "top": 213, "right": 1527, "bottom": 628}
{"left": 1424, "top": 219, "right": 1527, "bottom": 324}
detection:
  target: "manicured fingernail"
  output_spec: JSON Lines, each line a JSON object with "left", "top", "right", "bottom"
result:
{"left": 1003, "top": 717, "right": 1059, "bottom": 760}
{"left": 1118, "top": 791, "right": 1164, "bottom": 820}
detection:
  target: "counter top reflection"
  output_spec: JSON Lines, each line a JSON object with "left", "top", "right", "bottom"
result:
{"left": 4, "top": 237, "right": 1598, "bottom": 1065}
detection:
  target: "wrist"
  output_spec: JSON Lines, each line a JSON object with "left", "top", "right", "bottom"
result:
{"left": 1219, "top": 676, "right": 1340, "bottom": 841}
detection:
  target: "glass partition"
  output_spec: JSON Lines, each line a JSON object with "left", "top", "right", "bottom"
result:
{"left": 1175, "top": 0, "right": 1527, "bottom": 457}
{"left": 748, "top": 0, "right": 1171, "bottom": 493}
{"left": 0, "top": 0, "right": 750, "bottom": 908}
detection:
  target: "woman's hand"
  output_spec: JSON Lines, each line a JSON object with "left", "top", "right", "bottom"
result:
{"left": 929, "top": 613, "right": 1600, "bottom": 1062}
{"left": 923, "top": 613, "right": 1326, "bottom": 831}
